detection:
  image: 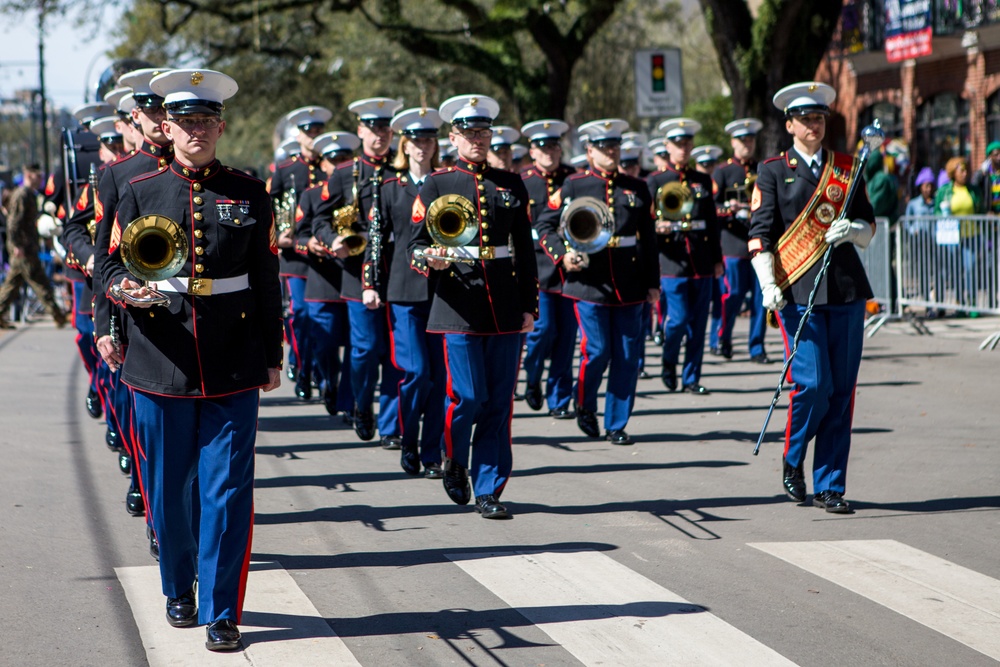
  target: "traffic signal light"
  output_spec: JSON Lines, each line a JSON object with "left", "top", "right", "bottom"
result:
{"left": 651, "top": 54, "right": 665, "bottom": 92}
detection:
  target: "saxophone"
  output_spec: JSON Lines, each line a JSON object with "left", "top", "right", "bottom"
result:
{"left": 330, "top": 158, "right": 367, "bottom": 256}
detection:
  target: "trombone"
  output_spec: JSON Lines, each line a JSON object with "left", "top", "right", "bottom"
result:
{"left": 109, "top": 214, "right": 188, "bottom": 307}
{"left": 413, "top": 194, "right": 479, "bottom": 265}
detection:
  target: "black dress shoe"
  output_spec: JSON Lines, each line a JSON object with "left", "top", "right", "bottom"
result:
{"left": 86, "top": 388, "right": 103, "bottom": 419}
{"left": 147, "top": 526, "right": 160, "bottom": 562}
{"left": 813, "top": 490, "right": 851, "bottom": 513}
{"left": 443, "top": 462, "right": 471, "bottom": 505}
{"left": 400, "top": 445, "right": 421, "bottom": 476}
{"left": 474, "top": 494, "right": 510, "bottom": 519}
{"left": 106, "top": 428, "right": 120, "bottom": 452}
{"left": 118, "top": 451, "right": 132, "bottom": 476}
{"left": 381, "top": 435, "right": 402, "bottom": 450}
{"left": 653, "top": 330, "right": 663, "bottom": 345}
{"left": 638, "top": 369, "right": 651, "bottom": 380}
{"left": 166, "top": 587, "right": 197, "bottom": 627}
{"left": 782, "top": 456, "right": 806, "bottom": 502}
{"left": 750, "top": 353, "right": 773, "bottom": 364}
{"left": 353, "top": 408, "right": 375, "bottom": 441}
{"left": 205, "top": 619, "right": 242, "bottom": 652}
{"left": 661, "top": 366, "right": 677, "bottom": 392}
{"left": 606, "top": 429, "right": 634, "bottom": 445}
{"left": 513, "top": 391, "right": 526, "bottom": 401}
{"left": 126, "top": 487, "right": 145, "bottom": 517}
{"left": 719, "top": 341, "right": 733, "bottom": 359}
{"left": 524, "top": 383, "right": 543, "bottom": 411}
{"left": 295, "top": 376, "right": 312, "bottom": 401}
{"left": 548, "top": 407, "right": 574, "bottom": 420}
{"left": 423, "top": 462, "right": 443, "bottom": 479}
{"left": 709, "top": 346, "right": 720, "bottom": 356}
{"left": 575, "top": 408, "right": 601, "bottom": 438}
{"left": 286, "top": 364, "right": 297, "bottom": 381}
{"left": 322, "top": 387, "right": 337, "bottom": 415}
{"left": 682, "top": 383, "right": 710, "bottom": 395}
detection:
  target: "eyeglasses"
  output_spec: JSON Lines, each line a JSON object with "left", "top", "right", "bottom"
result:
{"left": 455, "top": 128, "right": 493, "bottom": 141}
{"left": 168, "top": 117, "right": 222, "bottom": 131}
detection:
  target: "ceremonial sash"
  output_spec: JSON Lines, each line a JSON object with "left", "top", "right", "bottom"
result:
{"left": 774, "top": 152, "right": 855, "bottom": 290}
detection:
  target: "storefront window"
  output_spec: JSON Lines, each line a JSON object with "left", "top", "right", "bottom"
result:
{"left": 915, "top": 93, "right": 969, "bottom": 172}
{"left": 860, "top": 102, "right": 902, "bottom": 138}
{"left": 987, "top": 90, "right": 1000, "bottom": 143}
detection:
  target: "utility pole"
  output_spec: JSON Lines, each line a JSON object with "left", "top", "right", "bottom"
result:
{"left": 38, "top": 0, "right": 50, "bottom": 175}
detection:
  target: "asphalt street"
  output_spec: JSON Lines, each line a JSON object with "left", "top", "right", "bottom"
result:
{"left": 1, "top": 313, "right": 997, "bottom": 666}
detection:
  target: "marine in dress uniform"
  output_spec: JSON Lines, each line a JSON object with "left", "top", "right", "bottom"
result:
{"left": 692, "top": 144, "right": 726, "bottom": 356}
{"left": 647, "top": 137, "right": 670, "bottom": 174}
{"left": 749, "top": 82, "right": 875, "bottom": 513}
{"left": 439, "top": 139, "right": 457, "bottom": 168}
{"left": 487, "top": 125, "right": 520, "bottom": 171}
{"left": 93, "top": 68, "right": 177, "bottom": 543}
{"left": 409, "top": 94, "right": 539, "bottom": 518}
{"left": 99, "top": 69, "right": 282, "bottom": 650}
{"left": 269, "top": 105, "right": 332, "bottom": 400}
{"left": 312, "top": 97, "right": 404, "bottom": 446}
{"left": 372, "top": 107, "right": 446, "bottom": 478}
{"left": 299, "top": 131, "right": 360, "bottom": 417}
{"left": 713, "top": 118, "right": 770, "bottom": 363}
{"left": 519, "top": 119, "right": 578, "bottom": 417}
{"left": 647, "top": 118, "right": 723, "bottom": 395}
{"left": 536, "top": 118, "right": 660, "bottom": 445}
{"left": 511, "top": 144, "right": 528, "bottom": 171}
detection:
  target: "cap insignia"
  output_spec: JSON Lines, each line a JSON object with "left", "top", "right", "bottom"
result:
{"left": 419, "top": 109, "right": 427, "bottom": 117}
{"left": 377, "top": 100, "right": 385, "bottom": 108}
{"left": 808, "top": 84, "right": 817, "bottom": 92}
{"left": 543, "top": 122, "right": 551, "bottom": 129}
{"left": 603, "top": 121, "right": 611, "bottom": 129}
{"left": 190, "top": 72, "right": 204, "bottom": 86}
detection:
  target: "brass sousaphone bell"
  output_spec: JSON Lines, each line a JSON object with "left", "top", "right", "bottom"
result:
{"left": 111, "top": 214, "right": 188, "bottom": 307}
{"left": 413, "top": 194, "right": 479, "bottom": 265}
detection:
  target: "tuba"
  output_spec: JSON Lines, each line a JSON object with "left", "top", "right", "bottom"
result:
{"left": 413, "top": 194, "right": 478, "bottom": 265}
{"left": 656, "top": 181, "right": 694, "bottom": 222}
{"left": 559, "top": 196, "right": 614, "bottom": 268}
{"left": 111, "top": 214, "right": 188, "bottom": 307}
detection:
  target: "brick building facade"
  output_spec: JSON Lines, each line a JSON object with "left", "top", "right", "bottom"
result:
{"left": 817, "top": 1, "right": 1000, "bottom": 178}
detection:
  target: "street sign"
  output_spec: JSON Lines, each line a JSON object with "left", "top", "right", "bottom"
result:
{"left": 634, "top": 48, "right": 683, "bottom": 118}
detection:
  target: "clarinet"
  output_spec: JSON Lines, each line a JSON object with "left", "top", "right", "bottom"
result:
{"left": 87, "top": 163, "right": 100, "bottom": 243}
{"left": 369, "top": 164, "right": 384, "bottom": 288}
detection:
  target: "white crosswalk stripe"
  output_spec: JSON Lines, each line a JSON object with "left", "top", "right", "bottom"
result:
{"left": 447, "top": 549, "right": 799, "bottom": 666}
{"left": 749, "top": 539, "right": 1000, "bottom": 662}
{"left": 115, "top": 561, "right": 362, "bottom": 667}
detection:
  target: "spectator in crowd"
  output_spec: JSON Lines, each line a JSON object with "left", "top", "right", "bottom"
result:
{"left": 971, "top": 140, "right": 1000, "bottom": 215}
{"left": 934, "top": 156, "right": 982, "bottom": 313}
{"left": 903, "top": 167, "right": 936, "bottom": 309}
{"left": 865, "top": 149, "right": 898, "bottom": 222}
{"left": 0, "top": 165, "right": 68, "bottom": 329}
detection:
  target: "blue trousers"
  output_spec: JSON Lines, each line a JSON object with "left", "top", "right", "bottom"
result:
{"left": 777, "top": 300, "right": 865, "bottom": 494}
{"left": 708, "top": 274, "right": 724, "bottom": 349}
{"left": 133, "top": 389, "right": 257, "bottom": 625}
{"left": 347, "top": 301, "right": 401, "bottom": 436}
{"left": 522, "top": 291, "right": 577, "bottom": 411}
{"left": 283, "top": 276, "right": 311, "bottom": 378}
{"left": 70, "top": 281, "right": 100, "bottom": 397}
{"left": 661, "top": 276, "right": 712, "bottom": 387}
{"left": 718, "top": 257, "right": 766, "bottom": 357}
{"left": 574, "top": 301, "right": 643, "bottom": 431}
{"left": 442, "top": 333, "right": 521, "bottom": 498}
{"left": 306, "top": 300, "right": 353, "bottom": 409}
{"left": 390, "top": 303, "right": 444, "bottom": 463}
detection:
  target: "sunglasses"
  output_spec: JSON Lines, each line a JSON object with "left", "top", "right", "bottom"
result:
{"left": 168, "top": 116, "right": 222, "bottom": 130}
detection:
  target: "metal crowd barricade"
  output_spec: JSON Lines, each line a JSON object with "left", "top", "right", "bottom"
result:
{"left": 858, "top": 216, "right": 897, "bottom": 337}
{"left": 896, "top": 215, "right": 1000, "bottom": 349}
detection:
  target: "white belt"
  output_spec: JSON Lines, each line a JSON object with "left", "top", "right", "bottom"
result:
{"left": 606, "top": 235, "right": 637, "bottom": 248}
{"left": 148, "top": 274, "right": 250, "bottom": 296}
{"left": 663, "top": 220, "right": 707, "bottom": 233}
{"left": 449, "top": 245, "right": 511, "bottom": 260}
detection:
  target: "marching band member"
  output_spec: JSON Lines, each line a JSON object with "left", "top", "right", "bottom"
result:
{"left": 313, "top": 97, "right": 404, "bottom": 447}
{"left": 537, "top": 119, "right": 660, "bottom": 445}
{"left": 487, "top": 125, "right": 520, "bottom": 171}
{"left": 409, "top": 94, "right": 538, "bottom": 518}
{"left": 749, "top": 82, "right": 875, "bottom": 513}
{"left": 647, "top": 118, "right": 723, "bottom": 396}
{"left": 300, "top": 131, "right": 360, "bottom": 417}
{"left": 692, "top": 144, "right": 726, "bottom": 356}
{"left": 714, "top": 118, "right": 770, "bottom": 363}
{"left": 270, "top": 105, "right": 332, "bottom": 401}
{"left": 519, "top": 119, "right": 577, "bottom": 418}
{"left": 372, "top": 106, "right": 446, "bottom": 478}
{"left": 100, "top": 69, "right": 282, "bottom": 650}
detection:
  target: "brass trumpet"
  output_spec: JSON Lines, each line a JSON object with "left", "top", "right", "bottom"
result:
{"left": 656, "top": 181, "right": 694, "bottom": 222}
{"left": 413, "top": 194, "right": 479, "bottom": 265}
{"left": 559, "top": 196, "right": 614, "bottom": 267}
{"left": 111, "top": 214, "right": 188, "bottom": 307}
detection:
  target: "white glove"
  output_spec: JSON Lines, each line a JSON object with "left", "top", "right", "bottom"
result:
{"left": 751, "top": 251, "right": 787, "bottom": 311}
{"left": 824, "top": 219, "right": 874, "bottom": 249}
